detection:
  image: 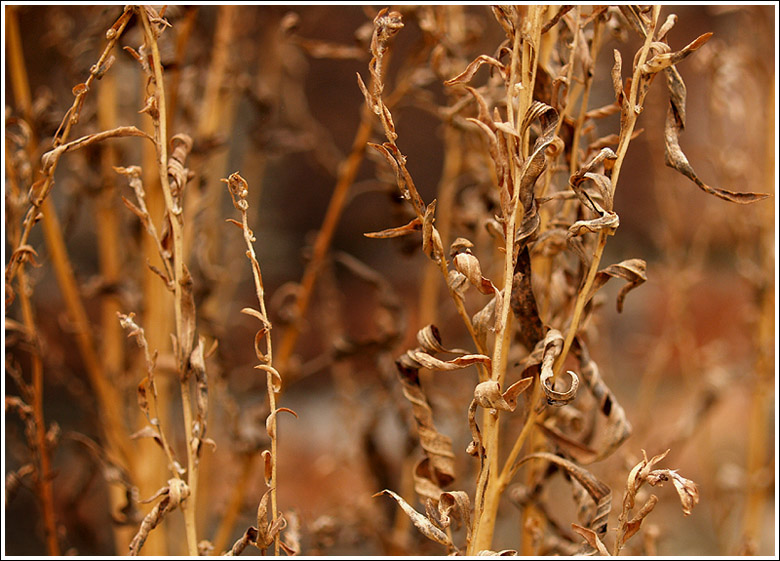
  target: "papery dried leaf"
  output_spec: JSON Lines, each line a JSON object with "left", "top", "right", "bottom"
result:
{"left": 261, "top": 450, "right": 273, "bottom": 487}
{"left": 568, "top": 212, "right": 619, "bottom": 239}
{"left": 471, "top": 295, "right": 497, "bottom": 348}
{"left": 364, "top": 216, "right": 421, "bottom": 238}
{"left": 255, "top": 364, "right": 282, "bottom": 393}
{"left": 477, "top": 549, "right": 518, "bottom": 556}
{"left": 178, "top": 264, "right": 196, "bottom": 372}
{"left": 129, "top": 479, "right": 190, "bottom": 555}
{"left": 611, "top": 50, "right": 628, "bottom": 113}
{"left": 265, "top": 407, "right": 298, "bottom": 439}
{"left": 374, "top": 489, "right": 453, "bottom": 548}
{"left": 512, "top": 452, "right": 611, "bottom": 553}
{"left": 663, "top": 67, "right": 768, "bottom": 204}
{"left": 516, "top": 103, "right": 559, "bottom": 232}
{"left": 41, "top": 126, "right": 152, "bottom": 174}
{"left": 189, "top": 338, "right": 208, "bottom": 455}
{"left": 571, "top": 523, "right": 610, "bottom": 556}
{"left": 669, "top": 471, "right": 699, "bottom": 515}
{"left": 395, "top": 360, "right": 455, "bottom": 487}
{"left": 473, "top": 378, "right": 532, "bottom": 412}
{"left": 510, "top": 247, "right": 544, "bottom": 350}
{"left": 619, "top": 494, "right": 658, "bottom": 549}
{"left": 452, "top": 238, "right": 497, "bottom": 296}
{"left": 225, "top": 526, "right": 258, "bottom": 556}
{"left": 129, "top": 424, "right": 161, "bottom": 445}
{"left": 571, "top": 338, "right": 632, "bottom": 463}
{"left": 407, "top": 350, "right": 491, "bottom": 372}
{"left": 167, "top": 133, "right": 193, "bottom": 198}
{"left": 439, "top": 490, "right": 471, "bottom": 537}
{"left": 444, "top": 54, "right": 506, "bottom": 86}
{"left": 588, "top": 258, "right": 647, "bottom": 312}
{"left": 414, "top": 458, "right": 445, "bottom": 502}
{"left": 422, "top": 199, "right": 444, "bottom": 262}
{"left": 640, "top": 32, "right": 712, "bottom": 75}
{"left": 539, "top": 329, "right": 579, "bottom": 406}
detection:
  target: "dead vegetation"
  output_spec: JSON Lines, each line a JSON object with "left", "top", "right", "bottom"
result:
{"left": 3, "top": 5, "right": 775, "bottom": 556}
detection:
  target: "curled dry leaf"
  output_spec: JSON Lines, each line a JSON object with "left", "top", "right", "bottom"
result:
{"left": 373, "top": 489, "right": 454, "bottom": 549}
{"left": 265, "top": 407, "right": 298, "bottom": 440}
{"left": 395, "top": 358, "right": 456, "bottom": 491}
{"left": 616, "top": 449, "right": 699, "bottom": 554}
{"left": 468, "top": 377, "right": 533, "bottom": 458}
{"left": 660, "top": 43, "right": 767, "bottom": 203}
{"left": 255, "top": 364, "right": 282, "bottom": 393}
{"left": 178, "top": 264, "right": 197, "bottom": 373}
{"left": 364, "top": 216, "right": 421, "bottom": 238}
{"left": 399, "top": 324, "right": 491, "bottom": 373}
{"left": 188, "top": 338, "right": 209, "bottom": 457}
{"left": 444, "top": 54, "right": 507, "bottom": 86}
{"left": 512, "top": 452, "right": 611, "bottom": 555}
{"left": 451, "top": 237, "right": 497, "bottom": 296}
{"left": 129, "top": 478, "right": 190, "bottom": 555}
{"left": 510, "top": 247, "right": 544, "bottom": 351}
{"left": 571, "top": 523, "right": 610, "bottom": 556}
{"left": 587, "top": 258, "right": 647, "bottom": 313}
{"left": 539, "top": 329, "right": 579, "bottom": 406}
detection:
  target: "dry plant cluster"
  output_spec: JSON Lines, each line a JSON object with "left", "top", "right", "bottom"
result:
{"left": 3, "top": 4, "right": 775, "bottom": 557}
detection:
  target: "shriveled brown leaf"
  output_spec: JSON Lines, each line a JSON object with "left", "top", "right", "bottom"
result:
{"left": 539, "top": 329, "right": 579, "bottom": 406}
{"left": 640, "top": 32, "right": 712, "bottom": 75}
{"left": 510, "top": 247, "right": 544, "bottom": 350}
{"left": 129, "top": 479, "right": 190, "bottom": 555}
{"left": 663, "top": 64, "right": 767, "bottom": 204}
{"left": 178, "top": 264, "right": 196, "bottom": 372}
{"left": 395, "top": 359, "right": 456, "bottom": 489}
{"left": 374, "top": 489, "right": 453, "bottom": 548}
{"left": 444, "top": 54, "right": 506, "bottom": 86}
{"left": 588, "top": 258, "right": 647, "bottom": 313}
{"left": 364, "top": 216, "right": 421, "bottom": 238}
{"left": 512, "top": 452, "right": 612, "bottom": 554}
{"left": 571, "top": 523, "right": 610, "bottom": 556}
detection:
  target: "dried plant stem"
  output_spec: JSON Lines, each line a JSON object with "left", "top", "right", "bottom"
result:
{"left": 18, "top": 268, "right": 59, "bottom": 556}
{"left": 554, "top": 5, "right": 661, "bottom": 380}
{"left": 5, "top": 6, "right": 132, "bottom": 290}
{"left": 139, "top": 9, "right": 198, "bottom": 556}
{"left": 225, "top": 172, "right": 282, "bottom": 555}
{"left": 741, "top": 81, "right": 775, "bottom": 549}
{"left": 470, "top": 8, "right": 544, "bottom": 553}
{"left": 6, "top": 11, "right": 59, "bottom": 554}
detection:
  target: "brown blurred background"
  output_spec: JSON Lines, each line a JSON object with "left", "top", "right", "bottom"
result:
{"left": 4, "top": 4, "right": 775, "bottom": 556}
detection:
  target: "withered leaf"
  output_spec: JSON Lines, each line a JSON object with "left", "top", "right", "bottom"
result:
{"left": 265, "top": 407, "right": 298, "bottom": 439}
{"left": 395, "top": 359, "right": 456, "bottom": 488}
{"left": 374, "top": 489, "right": 453, "bottom": 548}
{"left": 588, "top": 258, "right": 647, "bottom": 313}
{"left": 444, "top": 54, "right": 506, "bottom": 86}
{"left": 640, "top": 32, "right": 713, "bottom": 76}
{"left": 571, "top": 523, "right": 610, "bottom": 556}
{"left": 178, "top": 264, "right": 196, "bottom": 371}
{"left": 618, "top": 494, "right": 658, "bottom": 549}
{"left": 512, "top": 452, "right": 611, "bottom": 553}
{"left": 364, "top": 216, "right": 421, "bottom": 238}
{"left": 539, "top": 329, "right": 579, "bottom": 406}
{"left": 663, "top": 67, "right": 768, "bottom": 204}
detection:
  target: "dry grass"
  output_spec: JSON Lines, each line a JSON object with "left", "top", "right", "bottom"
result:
{"left": 3, "top": 4, "right": 776, "bottom": 556}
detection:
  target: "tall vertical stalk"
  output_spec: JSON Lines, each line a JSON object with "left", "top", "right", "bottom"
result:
{"left": 138, "top": 8, "right": 198, "bottom": 556}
